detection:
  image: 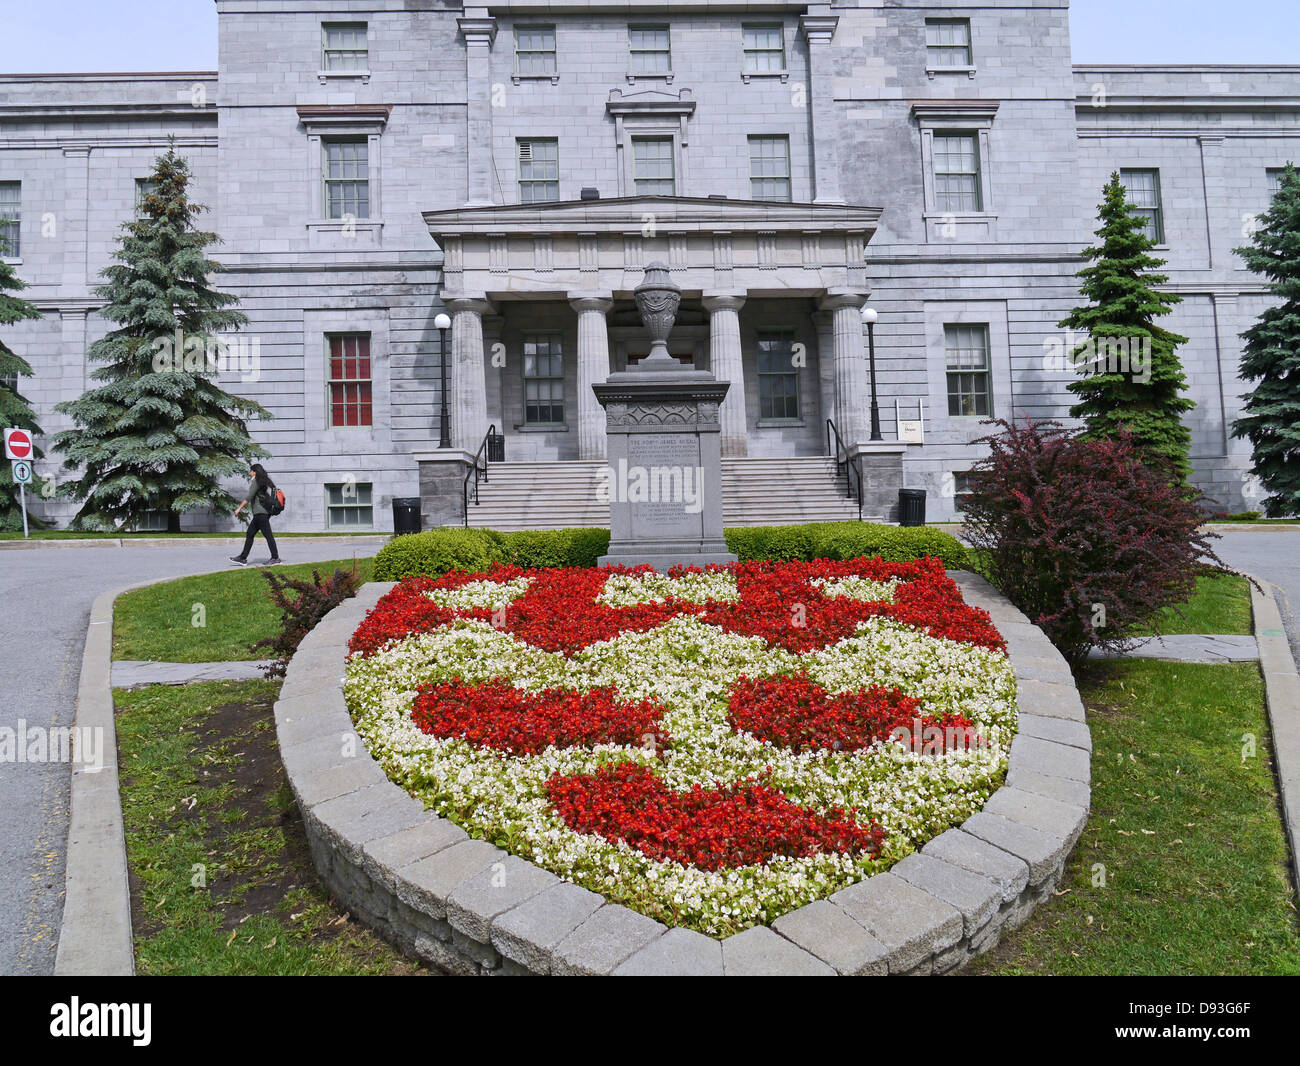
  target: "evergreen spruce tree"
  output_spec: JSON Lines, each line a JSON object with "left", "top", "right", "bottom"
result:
{"left": 1058, "top": 172, "right": 1194, "bottom": 482}
{"left": 54, "top": 145, "right": 270, "bottom": 531}
{"left": 1232, "top": 163, "right": 1300, "bottom": 517}
{"left": 0, "top": 244, "right": 46, "bottom": 530}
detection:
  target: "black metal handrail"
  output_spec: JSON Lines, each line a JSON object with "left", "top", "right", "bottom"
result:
{"left": 826, "top": 418, "right": 863, "bottom": 522}
{"left": 462, "top": 424, "right": 498, "bottom": 526}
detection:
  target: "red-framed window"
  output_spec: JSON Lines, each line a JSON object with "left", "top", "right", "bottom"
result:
{"left": 328, "top": 334, "right": 373, "bottom": 427}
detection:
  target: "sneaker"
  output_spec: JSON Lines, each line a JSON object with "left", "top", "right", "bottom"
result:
{"left": 267, "top": 558, "right": 283, "bottom": 565}
{"left": 229, "top": 556, "right": 247, "bottom": 565}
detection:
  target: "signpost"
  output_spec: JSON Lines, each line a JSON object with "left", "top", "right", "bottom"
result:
{"left": 5, "top": 429, "right": 35, "bottom": 538}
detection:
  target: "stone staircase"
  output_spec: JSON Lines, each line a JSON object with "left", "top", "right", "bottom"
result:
{"left": 466, "top": 456, "right": 873, "bottom": 531}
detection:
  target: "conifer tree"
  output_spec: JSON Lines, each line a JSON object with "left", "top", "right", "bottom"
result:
{"left": 1233, "top": 163, "right": 1300, "bottom": 517}
{"left": 1058, "top": 172, "right": 1194, "bottom": 482}
{"left": 54, "top": 145, "right": 270, "bottom": 531}
{"left": 0, "top": 245, "right": 46, "bottom": 530}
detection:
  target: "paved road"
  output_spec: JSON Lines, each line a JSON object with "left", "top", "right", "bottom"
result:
{"left": 0, "top": 538, "right": 382, "bottom": 976}
{"left": 1211, "top": 527, "right": 1300, "bottom": 665}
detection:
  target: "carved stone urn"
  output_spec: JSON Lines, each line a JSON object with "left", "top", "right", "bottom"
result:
{"left": 632, "top": 261, "right": 683, "bottom": 368}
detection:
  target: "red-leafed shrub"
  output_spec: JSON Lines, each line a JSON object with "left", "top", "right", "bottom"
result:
{"left": 250, "top": 563, "right": 361, "bottom": 678}
{"left": 411, "top": 679, "right": 670, "bottom": 756}
{"left": 545, "top": 762, "right": 884, "bottom": 870}
{"left": 961, "top": 419, "right": 1221, "bottom": 668}
{"left": 728, "top": 674, "right": 981, "bottom": 754}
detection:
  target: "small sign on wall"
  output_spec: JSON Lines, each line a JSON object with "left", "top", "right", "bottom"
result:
{"left": 894, "top": 400, "right": 925, "bottom": 445}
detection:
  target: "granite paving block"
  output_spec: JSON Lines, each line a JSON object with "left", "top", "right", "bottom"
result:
{"left": 922, "top": 828, "right": 1030, "bottom": 903}
{"left": 721, "top": 925, "right": 836, "bottom": 976}
{"left": 491, "top": 882, "right": 605, "bottom": 974}
{"left": 613, "top": 927, "right": 724, "bottom": 975}
{"left": 771, "top": 900, "right": 889, "bottom": 975}
{"left": 552, "top": 904, "right": 667, "bottom": 976}
{"left": 830, "top": 873, "right": 962, "bottom": 972}
{"left": 890, "top": 852, "right": 1001, "bottom": 936}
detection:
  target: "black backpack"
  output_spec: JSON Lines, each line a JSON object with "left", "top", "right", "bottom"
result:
{"left": 259, "top": 483, "right": 286, "bottom": 516}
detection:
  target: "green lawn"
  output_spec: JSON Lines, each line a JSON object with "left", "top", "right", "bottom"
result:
{"left": 116, "top": 679, "right": 424, "bottom": 976}
{"left": 113, "top": 557, "right": 374, "bottom": 663}
{"left": 1139, "top": 573, "right": 1254, "bottom": 636}
{"left": 970, "top": 659, "right": 1300, "bottom": 976}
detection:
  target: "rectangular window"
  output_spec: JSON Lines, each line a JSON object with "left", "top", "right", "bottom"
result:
{"left": 515, "top": 25, "right": 556, "bottom": 75}
{"left": 1267, "top": 166, "right": 1291, "bottom": 199}
{"left": 926, "top": 19, "right": 973, "bottom": 68}
{"left": 952, "top": 471, "right": 975, "bottom": 513}
{"left": 945, "top": 324, "right": 991, "bottom": 417}
{"left": 135, "top": 178, "right": 157, "bottom": 218}
{"left": 323, "top": 140, "right": 369, "bottom": 220}
{"left": 742, "top": 23, "right": 785, "bottom": 74}
{"left": 933, "top": 134, "right": 982, "bottom": 212}
{"left": 629, "top": 25, "right": 671, "bottom": 75}
{"left": 326, "top": 482, "right": 374, "bottom": 528}
{"left": 1119, "top": 168, "right": 1164, "bottom": 244}
{"left": 757, "top": 331, "right": 800, "bottom": 420}
{"left": 517, "top": 138, "right": 559, "bottom": 203}
{"left": 632, "top": 137, "right": 675, "bottom": 196}
{"left": 749, "top": 136, "right": 792, "bottom": 202}
{"left": 0, "top": 182, "right": 20, "bottom": 258}
{"left": 523, "top": 334, "right": 564, "bottom": 425}
{"left": 0, "top": 370, "right": 17, "bottom": 393}
{"left": 323, "top": 22, "right": 368, "bottom": 71}
{"left": 134, "top": 511, "right": 170, "bottom": 532}
{"left": 328, "top": 334, "right": 373, "bottom": 427}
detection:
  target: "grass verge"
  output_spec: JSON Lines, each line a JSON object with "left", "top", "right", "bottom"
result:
{"left": 116, "top": 679, "right": 424, "bottom": 976}
{"left": 1139, "top": 573, "right": 1253, "bottom": 636}
{"left": 113, "top": 557, "right": 374, "bottom": 663}
{"left": 970, "top": 660, "right": 1300, "bottom": 975}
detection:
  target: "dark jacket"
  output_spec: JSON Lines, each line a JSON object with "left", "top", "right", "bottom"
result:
{"left": 242, "top": 476, "right": 269, "bottom": 517}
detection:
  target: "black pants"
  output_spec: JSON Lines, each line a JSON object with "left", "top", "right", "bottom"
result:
{"left": 239, "top": 513, "right": 278, "bottom": 560}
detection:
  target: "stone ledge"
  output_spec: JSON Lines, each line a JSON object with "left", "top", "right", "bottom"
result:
{"left": 276, "top": 571, "right": 1092, "bottom": 975}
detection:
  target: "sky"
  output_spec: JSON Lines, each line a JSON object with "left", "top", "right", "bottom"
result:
{"left": 0, "top": 0, "right": 1297, "bottom": 73}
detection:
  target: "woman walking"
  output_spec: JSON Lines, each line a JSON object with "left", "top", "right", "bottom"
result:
{"left": 231, "top": 463, "right": 282, "bottom": 565}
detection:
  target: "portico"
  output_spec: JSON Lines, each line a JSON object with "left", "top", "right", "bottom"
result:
{"left": 425, "top": 196, "right": 882, "bottom": 461}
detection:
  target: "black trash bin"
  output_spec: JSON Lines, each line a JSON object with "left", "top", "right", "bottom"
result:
{"left": 487, "top": 431, "right": 505, "bottom": 464}
{"left": 898, "top": 488, "right": 927, "bottom": 528}
{"left": 392, "top": 497, "right": 422, "bottom": 536}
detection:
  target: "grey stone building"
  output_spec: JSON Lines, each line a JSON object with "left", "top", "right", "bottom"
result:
{"left": 1, "top": 1, "right": 1296, "bottom": 531}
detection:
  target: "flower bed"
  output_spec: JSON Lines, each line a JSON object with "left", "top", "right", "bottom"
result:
{"left": 344, "top": 557, "right": 1018, "bottom": 937}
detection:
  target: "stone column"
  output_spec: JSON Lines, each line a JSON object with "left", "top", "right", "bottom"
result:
{"left": 569, "top": 293, "right": 614, "bottom": 460}
{"left": 702, "top": 292, "right": 748, "bottom": 457}
{"left": 458, "top": 17, "right": 497, "bottom": 207}
{"left": 446, "top": 294, "right": 492, "bottom": 452}
{"left": 820, "top": 290, "right": 867, "bottom": 448}
{"left": 800, "top": 13, "right": 844, "bottom": 205}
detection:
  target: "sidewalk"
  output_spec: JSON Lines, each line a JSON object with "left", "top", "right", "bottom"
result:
{"left": 1087, "top": 634, "right": 1260, "bottom": 664}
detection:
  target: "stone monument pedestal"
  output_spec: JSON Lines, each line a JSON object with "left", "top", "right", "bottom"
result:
{"left": 593, "top": 262, "right": 737, "bottom": 571}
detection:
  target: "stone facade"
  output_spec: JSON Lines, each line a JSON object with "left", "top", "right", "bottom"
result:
{"left": 2, "top": 2, "right": 1297, "bottom": 529}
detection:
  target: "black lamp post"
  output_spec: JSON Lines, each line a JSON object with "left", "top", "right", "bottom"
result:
{"left": 862, "top": 306, "right": 883, "bottom": 441}
{"left": 435, "top": 312, "right": 452, "bottom": 448}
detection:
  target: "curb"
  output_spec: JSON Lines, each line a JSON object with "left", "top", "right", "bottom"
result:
{"left": 1248, "top": 577, "right": 1300, "bottom": 912}
{"left": 52, "top": 565, "right": 302, "bottom": 975}
{"left": 277, "top": 570, "right": 1093, "bottom": 976}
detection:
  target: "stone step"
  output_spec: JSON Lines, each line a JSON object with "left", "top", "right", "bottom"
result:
{"left": 466, "top": 455, "right": 864, "bottom": 531}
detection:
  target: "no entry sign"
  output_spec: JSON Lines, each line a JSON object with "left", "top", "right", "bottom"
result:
{"left": 4, "top": 428, "right": 33, "bottom": 460}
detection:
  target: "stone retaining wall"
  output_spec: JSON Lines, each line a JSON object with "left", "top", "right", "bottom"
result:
{"left": 275, "top": 571, "right": 1091, "bottom": 975}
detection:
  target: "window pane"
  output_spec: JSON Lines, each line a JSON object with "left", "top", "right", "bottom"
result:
{"left": 518, "top": 138, "right": 559, "bottom": 202}
{"left": 324, "top": 141, "right": 370, "bottom": 219}
{"left": 1120, "top": 168, "right": 1163, "bottom": 243}
{"left": 757, "top": 332, "right": 798, "bottom": 419}
{"left": 327, "top": 335, "right": 373, "bottom": 427}
{"left": 633, "top": 138, "right": 675, "bottom": 196}
{"left": 944, "top": 325, "right": 991, "bottom": 416}
{"left": 323, "top": 22, "right": 368, "bottom": 71}
{"left": 326, "top": 482, "right": 374, "bottom": 528}
{"left": 933, "top": 134, "right": 982, "bottom": 212}
{"left": 749, "top": 136, "right": 792, "bottom": 202}
{"left": 523, "top": 335, "right": 564, "bottom": 423}
{"left": 516, "top": 25, "right": 557, "bottom": 74}
{"left": 926, "top": 19, "right": 972, "bottom": 66}
{"left": 629, "top": 25, "right": 670, "bottom": 73}
{"left": 742, "top": 24, "right": 785, "bottom": 73}
{"left": 0, "top": 182, "right": 20, "bottom": 258}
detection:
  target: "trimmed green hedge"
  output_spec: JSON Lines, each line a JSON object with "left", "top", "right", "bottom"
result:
{"left": 372, "top": 522, "right": 966, "bottom": 580}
